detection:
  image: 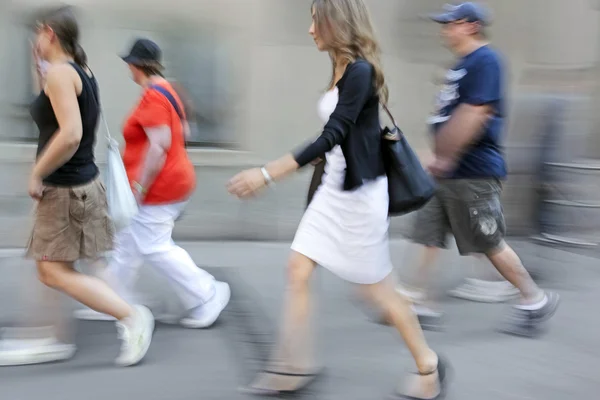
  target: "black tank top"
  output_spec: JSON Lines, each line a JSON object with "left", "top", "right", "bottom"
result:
{"left": 30, "top": 62, "right": 100, "bottom": 186}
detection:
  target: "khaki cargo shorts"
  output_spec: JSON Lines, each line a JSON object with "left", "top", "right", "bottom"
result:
{"left": 26, "top": 177, "right": 114, "bottom": 262}
{"left": 410, "top": 179, "right": 506, "bottom": 255}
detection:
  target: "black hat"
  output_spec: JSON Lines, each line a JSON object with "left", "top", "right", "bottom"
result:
{"left": 120, "top": 38, "right": 163, "bottom": 68}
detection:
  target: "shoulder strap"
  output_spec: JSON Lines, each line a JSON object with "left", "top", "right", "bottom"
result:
{"left": 150, "top": 84, "right": 184, "bottom": 121}
{"left": 380, "top": 102, "right": 402, "bottom": 141}
{"left": 73, "top": 64, "right": 113, "bottom": 143}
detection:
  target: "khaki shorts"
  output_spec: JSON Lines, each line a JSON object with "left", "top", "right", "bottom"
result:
{"left": 26, "top": 177, "right": 114, "bottom": 262}
{"left": 410, "top": 179, "right": 506, "bottom": 255}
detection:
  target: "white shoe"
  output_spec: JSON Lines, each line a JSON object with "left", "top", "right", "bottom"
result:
{"left": 396, "top": 284, "right": 426, "bottom": 303}
{"left": 180, "top": 282, "right": 231, "bottom": 329}
{"left": 74, "top": 293, "right": 159, "bottom": 321}
{"left": 448, "top": 279, "right": 520, "bottom": 303}
{"left": 115, "top": 306, "right": 154, "bottom": 367}
{"left": 411, "top": 304, "right": 443, "bottom": 318}
{"left": 0, "top": 337, "right": 76, "bottom": 366}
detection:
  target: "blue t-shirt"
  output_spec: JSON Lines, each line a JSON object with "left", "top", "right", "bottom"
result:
{"left": 428, "top": 45, "right": 507, "bottom": 179}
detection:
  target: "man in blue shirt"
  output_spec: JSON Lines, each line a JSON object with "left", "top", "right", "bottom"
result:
{"left": 409, "top": 3, "right": 559, "bottom": 336}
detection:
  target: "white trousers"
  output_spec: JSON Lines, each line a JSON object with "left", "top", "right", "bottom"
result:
{"left": 105, "top": 201, "right": 215, "bottom": 311}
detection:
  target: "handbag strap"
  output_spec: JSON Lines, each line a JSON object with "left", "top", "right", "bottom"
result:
{"left": 380, "top": 102, "right": 401, "bottom": 141}
{"left": 83, "top": 67, "right": 113, "bottom": 143}
{"left": 381, "top": 103, "right": 398, "bottom": 128}
{"left": 150, "top": 84, "right": 185, "bottom": 121}
{"left": 94, "top": 82, "right": 185, "bottom": 145}
{"left": 99, "top": 105, "right": 112, "bottom": 143}
{"left": 150, "top": 83, "right": 189, "bottom": 148}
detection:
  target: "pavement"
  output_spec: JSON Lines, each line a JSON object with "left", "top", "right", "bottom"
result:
{"left": 0, "top": 239, "right": 599, "bottom": 400}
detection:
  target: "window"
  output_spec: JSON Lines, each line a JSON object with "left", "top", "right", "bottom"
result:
{"left": 162, "top": 28, "right": 235, "bottom": 148}
{"left": 1, "top": 19, "right": 39, "bottom": 142}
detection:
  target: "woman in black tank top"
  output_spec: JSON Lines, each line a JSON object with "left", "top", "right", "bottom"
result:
{"left": 0, "top": 5, "right": 154, "bottom": 367}
{"left": 31, "top": 59, "right": 99, "bottom": 186}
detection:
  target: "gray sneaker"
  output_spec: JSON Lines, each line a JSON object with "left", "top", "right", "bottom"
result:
{"left": 448, "top": 279, "right": 520, "bottom": 303}
{"left": 412, "top": 305, "right": 445, "bottom": 331}
{"left": 499, "top": 292, "right": 560, "bottom": 337}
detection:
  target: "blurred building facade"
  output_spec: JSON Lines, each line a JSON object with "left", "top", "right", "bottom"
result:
{"left": 0, "top": 0, "right": 599, "bottom": 247}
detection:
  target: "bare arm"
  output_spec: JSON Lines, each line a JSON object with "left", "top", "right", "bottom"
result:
{"left": 264, "top": 154, "right": 300, "bottom": 182}
{"left": 434, "top": 103, "right": 493, "bottom": 163}
{"left": 30, "top": 41, "right": 47, "bottom": 93}
{"left": 32, "top": 65, "right": 82, "bottom": 180}
{"left": 227, "top": 61, "right": 373, "bottom": 199}
{"left": 429, "top": 58, "right": 501, "bottom": 176}
{"left": 31, "top": 61, "right": 43, "bottom": 93}
{"left": 135, "top": 125, "right": 171, "bottom": 195}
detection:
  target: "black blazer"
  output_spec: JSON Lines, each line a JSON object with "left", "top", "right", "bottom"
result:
{"left": 294, "top": 59, "right": 385, "bottom": 191}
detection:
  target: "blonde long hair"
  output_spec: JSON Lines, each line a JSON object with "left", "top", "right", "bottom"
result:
{"left": 312, "top": 0, "right": 388, "bottom": 104}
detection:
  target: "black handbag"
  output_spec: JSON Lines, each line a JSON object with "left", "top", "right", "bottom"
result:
{"left": 306, "top": 158, "right": 326, "bottom": 208}
{"left": 380, "top": 104, "right": 436, "bottom": 216}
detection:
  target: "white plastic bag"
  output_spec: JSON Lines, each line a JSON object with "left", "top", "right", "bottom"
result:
{"left": 105, "top": 137, "right": 138, "bottom": 231}
{"left": 100, "top": 112, "right": 138, "bottom": 232}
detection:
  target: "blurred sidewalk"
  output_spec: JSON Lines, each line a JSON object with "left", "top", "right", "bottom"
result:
{"left": 0, "top": 239, "right": 599, "bottom": 399}
{"left": 0, "top": 237, "right": 590, "bottom": 319}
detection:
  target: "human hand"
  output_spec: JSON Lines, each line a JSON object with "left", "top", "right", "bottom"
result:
{"left": 417, "top": 149, "right": 435, "bottom": 166}
{"left": 133, "top": 190, "right": 144, "bottom": 205}
{"left": 28, "top": 173, "right": 44, "bottom": 201}
{"left": 31, "top": 39, "right": 40, "bottom": 63}
{"left": 227, "top": 168, "right": 267, "bottom": 199}
{"left": 131, "top": 181, "right": 146, "bottom": 205}
{"left": 427, "top": 156, "right": 455, "bottom": 178}
{"left": 31, "top": 40, "right": 49, "bottom": 87}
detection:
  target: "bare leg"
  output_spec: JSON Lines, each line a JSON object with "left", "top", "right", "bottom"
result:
{"left": 412, "top": 246, "right": 440, "bottom": 296}
{"left": 486, "top": 242, "right": 544, "bottom": 304}
{"left": 470, "top": 254, "right": 504, "bottom": 281}
{"left": 362, "top": 275, "right": 437, "bottom": 372}
{"left": 5, "top": 276, "right": 67, "bottom": 343}
{"left": 447, "top": 254, "right": 519, "bottom": 304}
{"left": 15, "top": 263, "right": 63, "bottom": 337}
{"left": 361, "top": 274, "right": 441, "bottom": 398}
{"left": 393, "top": 246, "right": 443, "bottom": 331}
{"left": 37, "top": 261, "right": 133, "bottom": 321}
{"left": 248, "top": 251, "right": 317, "bottom": 393}
{"left": 36, "top": 286, "right": 71, "bottom": 343}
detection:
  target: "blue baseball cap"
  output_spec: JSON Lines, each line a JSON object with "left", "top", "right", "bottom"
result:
{"left": 430, "top": 2, "right": 490, "bottom": 25}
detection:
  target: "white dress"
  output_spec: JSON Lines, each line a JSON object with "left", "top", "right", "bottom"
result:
{"left": 290, "top": 87, "right": 393, "bottom": 284}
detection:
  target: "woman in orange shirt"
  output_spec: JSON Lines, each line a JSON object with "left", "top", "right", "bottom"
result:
{"left": 101, "top": 39, "right": 230, "bottom": 328}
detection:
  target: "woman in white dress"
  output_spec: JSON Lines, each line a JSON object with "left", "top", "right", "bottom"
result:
{"left": 227, "top": 1, "right": 449, "bottom": 398}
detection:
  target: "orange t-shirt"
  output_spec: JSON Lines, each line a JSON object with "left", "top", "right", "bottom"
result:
{"left": 122, "top": 82, "right": 195, "bottom": 205}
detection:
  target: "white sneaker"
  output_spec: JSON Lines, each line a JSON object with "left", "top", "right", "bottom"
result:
{"left": 115, "top": 306, "right": 154, "bottom": 367}
{"left": 180, "top": 282, "right": 231, "bottom": 329}
{"left": 396, "top": 284, "right": 426, "bottom": 303}
{"left": 75, "top": 304, "right": 179, "bottom": 325}
{"left": 448, "top": 279, "right": 520, "bottom": 303}
{"left": 74, "top": 294, "right": 158, "bottom": 322}
{"left": 0, "top": 337, "right": 76, "bottom": 366}
{"left": 411, "top": 304, "right": 443, "bottom": 318}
